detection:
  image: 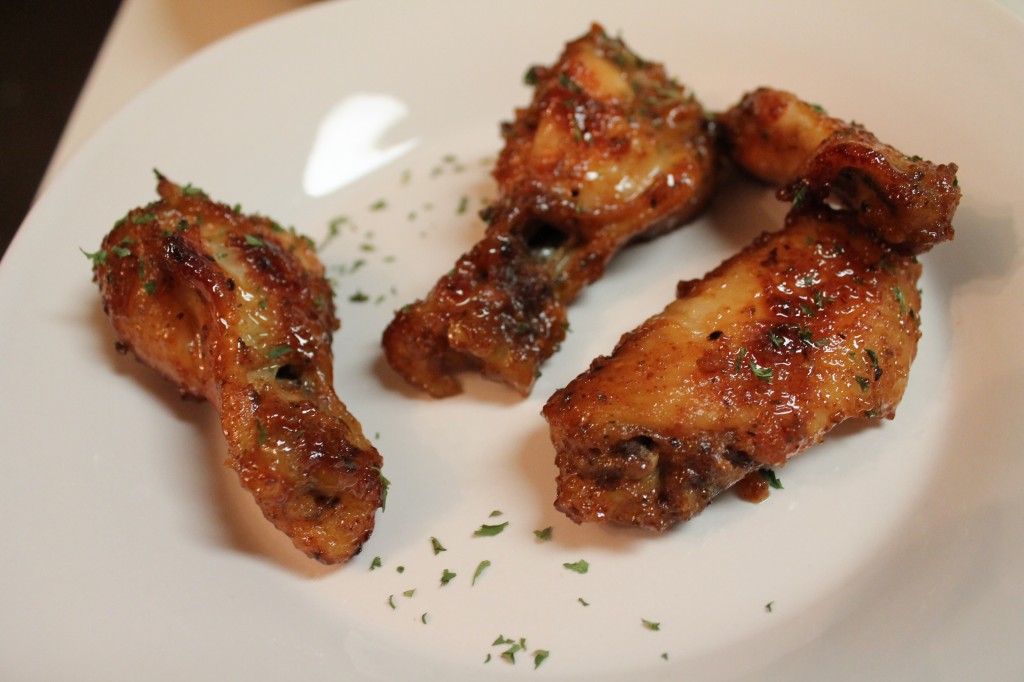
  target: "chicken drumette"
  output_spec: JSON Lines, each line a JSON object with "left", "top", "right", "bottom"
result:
{"left": 383, "top": 24, "right": 717, "bottom": 397}
{"left": 543, "top": 88, "right": 960, "bottom": 529}
{"left": 92, "top": 175, "right": 384, "bottom": 563}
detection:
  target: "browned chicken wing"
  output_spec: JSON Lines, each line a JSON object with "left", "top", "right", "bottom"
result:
{"left": 544, "top": 90, "right": 959, "bottom": 530}
{"left": 92, "top": 175, "right": 383, "bottom": 563}
{"left": 716, "top": 87, "right": 845, "bottom": 186}
{"left": 383, "top": 24, "right": 716, "bottom": 397}
{"left": 719, "top": 87, "right": 960, "bottom": 253}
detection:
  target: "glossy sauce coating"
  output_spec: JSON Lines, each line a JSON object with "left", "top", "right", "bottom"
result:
{"left": 720, "top": 87, "right": 960, "bottom": 254}
{"left": 94, "top": 176, "right": 382, "bottom": 563}
{"left": 544, "top": 214, "right": 924, "bottom": 528}
{"left": 544, "top": 87, "right": 959, "bottom": 530}
{"left": 382, "top": 24, "right": 716, "bottom": 397}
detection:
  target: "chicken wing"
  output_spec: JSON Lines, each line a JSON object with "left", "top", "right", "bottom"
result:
{"left": 92, "top": 175, "right": 383, "bottom": 563}
{"left": 543, "top": 91, "right": 959, "bottom": 529}
{"left": 382, "top": 24, "right": 716, "bottom": 397}
{"left": 719, "top": 87, "right": 960, "bottom": 253}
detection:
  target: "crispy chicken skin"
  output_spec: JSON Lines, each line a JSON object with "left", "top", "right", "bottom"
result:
{"left": 545, "top": 213, "right": 924, "bottom": 528}
{"left": 544, "top": 91, "right": 959, "bottom": 530}
{"left": 93, "top": 175, "right": 383, "bottom": 563}
{"left": 716, "top": 87, "right": 845, "bottom": 186}
{"left": 719, "top": 87, "right": 960, "bottom": 254}
{"left": 382, "top": 24, "right": 716, "bottom": 397}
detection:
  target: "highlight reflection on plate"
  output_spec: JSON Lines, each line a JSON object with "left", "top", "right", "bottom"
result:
{"left": 303, "top": 93, "right": 419, "bottom": 197}
{"left": 1, "top": 1, "right": 1022, "bottom": 680}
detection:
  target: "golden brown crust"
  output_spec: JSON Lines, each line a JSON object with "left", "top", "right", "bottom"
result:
{"left": 544, "top": 214, "right": 924, "bottom": 529}
{"left": 382, "top": 24, "right": 717, "bottom": 397}
{"left": 719, "top": 87, "right": 960, "bottom": 254}
{"left": 717, "top": 87, "right": 845, "bottom": 186}
{"left": 93, "top": 175, "right": 382, "bottom": 563}
{"left": 383, "top": 201, "right": 569, "bottom": 397}
{"left": 783, "top": 127, "right": 960, "bottom": 254}
{"left": 545, "top": 86, "right": 959, "bottom": 531}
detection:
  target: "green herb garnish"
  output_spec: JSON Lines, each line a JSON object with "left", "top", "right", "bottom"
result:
{"left": 892, "top": 285, "right": 907, "bottom": 314}
{"left": 798, "top": 325, "right": 828, "bottom": 347}
{"left": 267, "top": 344, "right": 292, "bottom": 360}
{"left": 558, "top": 72, "right": 583, "bottom": 93}
{"left": 430, "top": 537, "right": 446, "bottom": 555}
{"left": 377, "top": 469, "right": 390, "bottom": 511}
{"left": 563, "top": 559, "right": 589, "bottom": 574}
{"left": 472, "top": 560, "right": 491, "bottom": 585}
{"left": 440, "top": 568, "right": 456, "bottom": 586}
{"left": 865, "top": 348, "right": 882, "bottom": 380}
{"left": 320, "top": 215, "right": 350, "bottom": 250}
{"left": 734, "top": 346, "right": 747, "bottom": 372}
{"left": 80, "top": 247, "right": 108, "bottom": 266}
{"left": 534, "top": 526, "right": 553, "bottom": 541}
{"left": 791, "top": 181, "right": 809, "bottom": 208}
{"left": 501, "top": 642, "right": 523, "bottom": 663}
{"left": 749, "top": 358, "right": 773, "bottom": 383}
{"left": 759, "top": 468, "right": 783, "bottom": 489}
{"left": 473, "top": 522, "right": 509, "bottom": 537}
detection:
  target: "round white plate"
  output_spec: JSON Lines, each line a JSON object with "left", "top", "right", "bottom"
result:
{"left": 2, "top": 1, "right": 1022, "bottom": 679}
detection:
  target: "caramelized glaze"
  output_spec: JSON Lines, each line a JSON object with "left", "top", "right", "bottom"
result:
{"left": 544, "top": 88, "right": 959, "bottom": 529}
{"left": 93, "top": 175, "right": 382, "bottom": 563}
{"left": 383, "top": 24, "right": 716, "bottom": 396}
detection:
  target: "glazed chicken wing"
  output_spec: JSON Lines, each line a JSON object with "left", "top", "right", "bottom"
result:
{"left": 382, "top": 24, "right": 716, "bottom": 397}
{"left": 543, "top": 90, "right": 959, "bottom": 529}
{"left": 92, "top": 175, "right": 383, "bottom": 563}
{"left": 719, "top": 87, "right": 960, "bottom": 253}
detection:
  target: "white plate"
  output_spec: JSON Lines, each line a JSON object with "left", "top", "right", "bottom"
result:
{"left": 2, "top": 1, "right": 1022, "bottom": 679}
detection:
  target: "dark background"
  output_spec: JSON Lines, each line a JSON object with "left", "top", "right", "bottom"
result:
{"left": 0, "top": 0, "right": 122, "bottom": 260}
